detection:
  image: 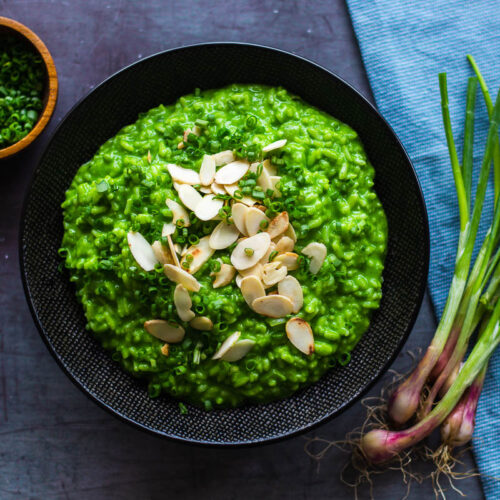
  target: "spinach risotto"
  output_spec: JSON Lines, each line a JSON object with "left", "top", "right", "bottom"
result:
{"left": 60, "top": 85, "right": 388, "bottom": 409}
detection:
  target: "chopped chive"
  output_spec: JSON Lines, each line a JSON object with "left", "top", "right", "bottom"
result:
{"left": 269, "top": 250, "right": 278, "bottom": 262}
{"left": 244, "top": 247, "right": 254, "bottom": 257}
{"left": 233, "top": 190, "right": 243, "bottom": 199}
{"left": 259, "top": 219, "right": 269, "bottom": 229}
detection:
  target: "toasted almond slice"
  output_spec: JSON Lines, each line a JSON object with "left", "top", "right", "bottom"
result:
{"left": 252, "top": 295, "right": 293, "bottom": 318}
{"left": 224, "top": 183, "right": 238, "bottom": 197}
{"left": 181, "top": 245, "right": 189, "bottom": 257}
{"left": 259, "top": 241, "right": 276, "bottom": 265}
{"left": 209, "top": 221, "right": 240, "bottom": 250}
{"left": 166, "top": 198, "right": 191, "bottom": 228}
{"left": 231, "top": 232, "right": 271, "bottom": 270}
{"left": 262, "top": 261, "right": 288, "bottom": 286}
{"left": 257, "top": 165, "right": 273, "bottom": 192}
{"left": 286, "top": 317, "right": 314, "bottom": 354}
{"left": 275, "top": 236, "right": 294, "bottom": 253}
{"left": 213, "top": 150, "right": 235, "bottom": 166}
{"left": 127, "top": 231, "right": 158, "bottom": 271}
{"left": 152, "top": 240, "right": 173, "bottom": 265}
{"left": 269, "top": 175, "right": 282, "bottom": 197}
{"left": 284, "top": 223, "right": 297, "bottom": 242}
{"left": 239, "top": 262, "right": 263, "bottom": 280}
{"left": 177, "top": 141, "right": 184, "bottom": 149}
{"left": 267, "top": 211, "right": 289, "bottom": 239}
{"left": 177, "top": 184, "right": 203, "bottom": 212}
{"left": 240, "top": 276, "right": 266, "bottom": 307}
{"left": 166, "top": 164, "right": 200, "bottom": 185}
{"left": 239, "top": 195, "right": 258, "bottom": 206}
{"left": 162, "top": 222, "right": 176, "bottom": 236}
{"left": 215, "top": 160, "right": 250, "bottom": 185}
{"left": 212, "top": 331, "right": 241, "bottom": 359}
{"left": 189, "top": 316, "right": 214, "bottom": 331}
{"left": 231, "top": 203, "right": 249, "bottom": 235}
{"left": 166, "top": 235, "right": 180, "bottom": 267}
{"left": 144, "top": 319, "right": 185, "bottom": 343}
{"left": 274, "top": 252, "right": 299, "bottom": 271}
{"left": 302, "top": 242, "right": 327, "bottom": 274}
{"left": 163, "top": 264, "right": 200, "bottom": 291}
{"left": 278, "top": 276, "right": 303, "bottom": 313}
{"left": 235, "top": 274, "right": 243, "bottom": 288}
{"left": 220, "top": 339, "right": 255, "bottom": 362}
{"left": 199, "top": 186, "right": 212, "bottom": 194}
{"left": 194, "top": 194, "right": 224, "bottom": 221}
{"left": 262, "top": 139, "right": 287, "bottom": 153}
{"left": 212, "top": 263, "right": 236, "bottom": 288}
{"left": 161, "top": 343, "right": 169, "bottom": 356}
{"left": 174, "top": 284, "right": 195, "bottom": 322}
{"left": 245, "top": 207, "right": 270, "bottom": 236}
{"left": 211, "top": 182, "right": 226, "bottom": 195}
{"left": 180, "top": 235, "right": 215, "bottom": 274}
{"left": 200, "top": 155, "right": 216, "bottom": 185}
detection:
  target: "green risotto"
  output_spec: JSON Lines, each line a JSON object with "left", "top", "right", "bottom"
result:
{"left": 61, "top": 84, "right": 388, "bottom": 409}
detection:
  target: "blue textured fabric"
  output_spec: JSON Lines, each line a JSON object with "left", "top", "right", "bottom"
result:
{"left": 345, "top": 1, "right": 500, "bottom": 496}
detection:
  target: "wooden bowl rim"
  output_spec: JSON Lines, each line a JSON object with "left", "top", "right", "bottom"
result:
{"left": 0, "top": 16, "right": 58, "bottom": 159}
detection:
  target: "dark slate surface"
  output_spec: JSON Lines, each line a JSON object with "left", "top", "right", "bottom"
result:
{"left": 0, "top": 0, "right": 483, "bottom": 498}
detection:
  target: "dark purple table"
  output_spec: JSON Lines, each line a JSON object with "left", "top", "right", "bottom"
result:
{"left": 0, "top": 1, "right": 483, "bottom": 498}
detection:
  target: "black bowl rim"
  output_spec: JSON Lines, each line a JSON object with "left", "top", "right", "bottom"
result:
{"left": 19, "top": 41, "right": 430, "bottom": 447}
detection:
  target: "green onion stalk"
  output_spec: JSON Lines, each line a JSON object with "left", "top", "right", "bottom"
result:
{"left": 361, "top": 297, "right": 500, "bottom": 464}
{"left": 387, "top": 78, "right": 500, "bottom": 425}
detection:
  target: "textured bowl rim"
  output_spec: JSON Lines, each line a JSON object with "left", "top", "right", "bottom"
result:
{"left": 19, "top": 41, "right": 430, "bottom": 447}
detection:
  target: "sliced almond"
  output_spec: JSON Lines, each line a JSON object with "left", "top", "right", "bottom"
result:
{"left": 224, "top": 183, "right": 238, "bottom": 197}
{"left": 163, "top": 264, "right": 201, "bottom": 291}
{"left": 127, "top": 231, "right": 158, "bottom": 271}
{"left": 166, "top": 164, "right": 200, "bottom": 185}
{"left": 180, "top": 235, "right": 215, "bottom": 274}
{"left": 174, "top": 243, "right": 182, "bottom": 255}
{"left": 284, "top": 223, "right": 297, "bottom": 242}
{"left": 250, "top": 159, "right": 277, "bottom": 176}
{"left": 194, "top": 194, "right": 224, "bottom": 221}
{"left": 262, "top": 261, "right": 288, "bottom": 286}
{"left": 177, "top": 184, "right": 203, "bottom": 212}
{"left": 144, "top": 319, "right": 185, "bottom": 343}
{"left": 239, "top": 262, "right": 263, "bottom": 280}
{"left": 231, "top": 232, "right": 271, "bottom": 270}
{"left": 278, "top": 276, "right": 303, "bottom": 313}
{"left": 302, "top": 242, "right": 327, "bottom": 274}
{"left": 235, "top": 274, "right": 243, "bottom": 288}
{"left": 199, "top": 186, "right": 212, "bottom": 194}
{"left": 262, "top": 139, "right": 287, "bottom": 153}
{"left": 214, "top": 160, "right": 250, "bottom": 185}
{"left": 257, "top": 165, "right": 273, "bottom": 192}
{"left": 252, "top": 295, "right": 293, "bottom": 318}
{"left": 162, "top": 222, "right": 176, "bottom": 236}
{"left": 275, "top": 236, "right": 294, "bottom": 253}
{"left": 212, "top": 263, "right": 236, "bottom": 288}
{"left": 231, "top": 203, "right": 249, "bottom": 235}
{"left": 239, "top": 195, "right": 258, "bottom": 207}
{"left": 166, "top": 198, "right": 191, "bottom": 228}
{"left": 211, "top": 182, "right": 226, "bottom": 195}
{"left": 174, "top": 284, "right": 195, "bottom": 322}
{"left": 180, "top": 244, "right": 189, "bottom": 257}
{"left": 212, "top": 331, "right": 240, "bottom": 359}
{"left": 152, "top": 241, "right": 173, "bottom": 265}
{"left": 161, "top": 343, "right": 169, "bottom": 356}
{"left": 220, "top": 339, "right": 255, "bottom": 362}
{"left": 166, "top": 235, "right": 180, "bottom": 267}
{"left": 200, "top": 155, "right": 216, "bottom": 185}
{"left": 213, "top": 150, "right": 235, "bottom": 166}
{"left": 286, "top": 317, "right": 314, "bottom": 355}
{"left": 269, "top": 175, "right": 281, "bottom": 197}
{"left": 259, "top": 242, "right": 276, "bottom": 265}
{"left": 209, "top": 221, "right": 240, "bottom": 250}
{"left": 267, "top": 211, "right": 289, "bottom": 239}
{"left": 240, "top": 275, "right": 266, "bottom": 307}
{"left": 189, "top": 316, "right": 214, "bottom": 331}
{"left": 245, "top": 207, "right": 270, "bottom": 236}
{"left": 274, "top": 252, "right": 299, "bottom": 271}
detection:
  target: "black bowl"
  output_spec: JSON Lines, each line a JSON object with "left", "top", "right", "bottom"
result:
{"left": 20, "top": 43, "right": 429, "bottom": 446}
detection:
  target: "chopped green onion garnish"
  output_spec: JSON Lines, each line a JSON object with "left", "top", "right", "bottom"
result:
{"left": 269, "top": 250, "right": 278, "bottom": 262}
{"left": 244, "top": 247, "right": 254, "bottom": 257}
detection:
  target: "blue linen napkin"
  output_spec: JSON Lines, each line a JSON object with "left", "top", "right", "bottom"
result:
{"left": 345, "top": 0, "right": 500, "bottom": 496}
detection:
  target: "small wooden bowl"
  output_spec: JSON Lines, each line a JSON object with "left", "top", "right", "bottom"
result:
{"left": 0, "top": 17, "right": 58, "bottom": 160}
